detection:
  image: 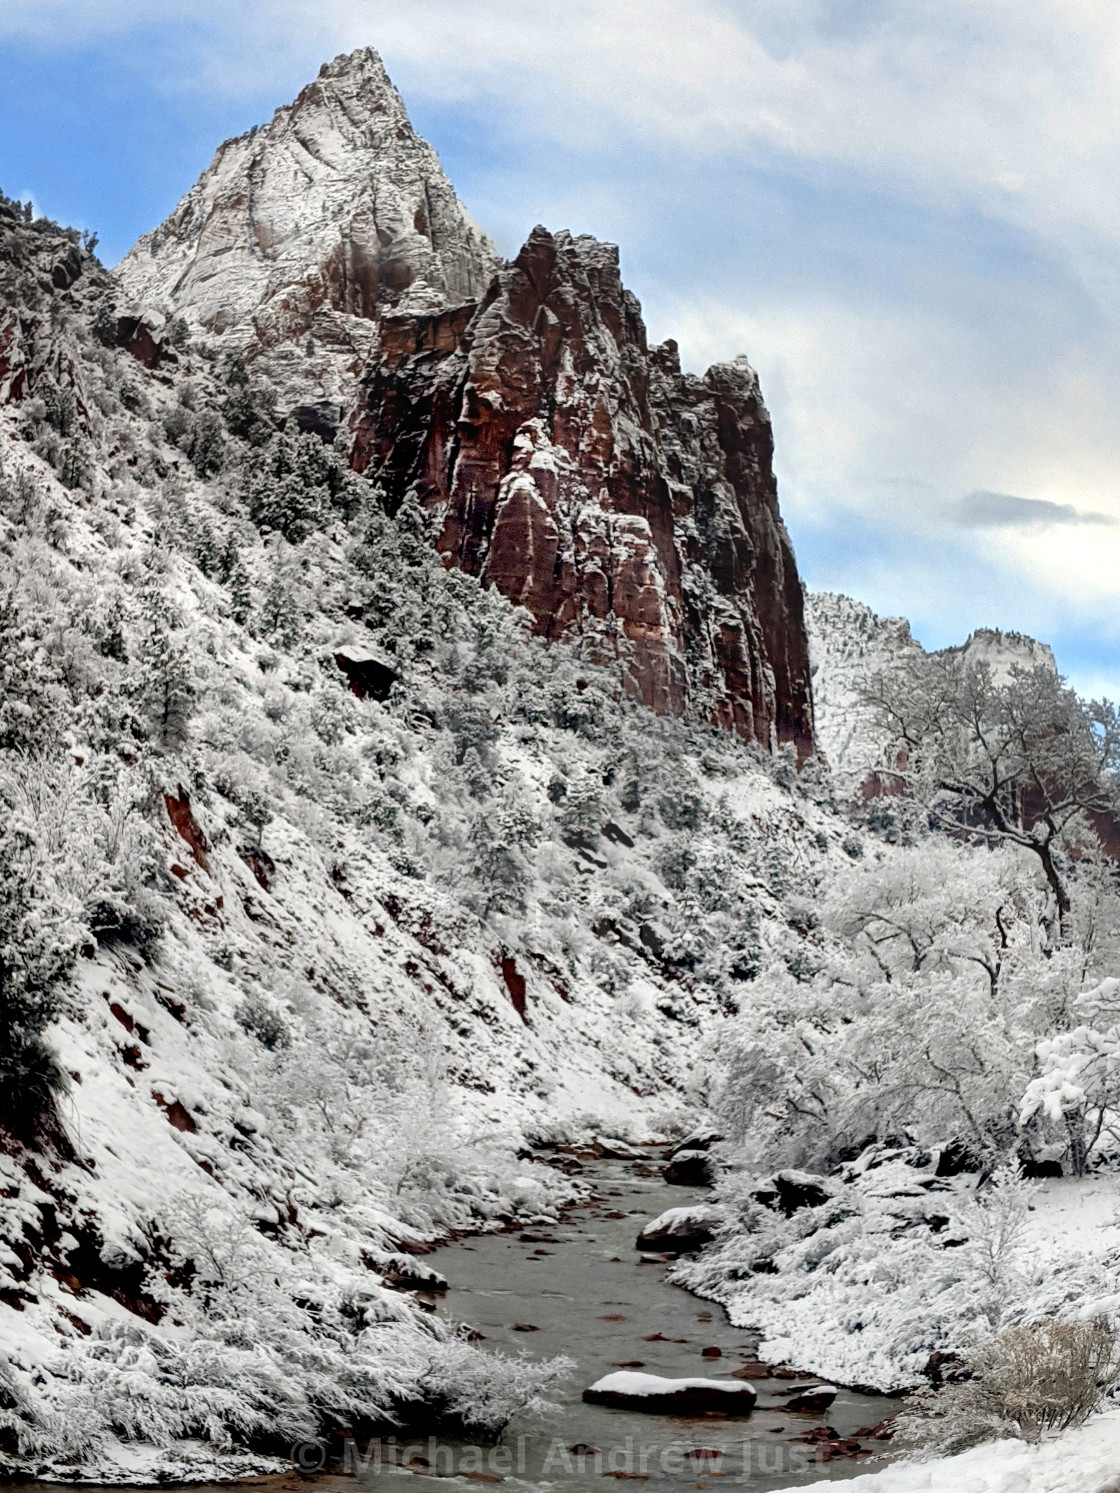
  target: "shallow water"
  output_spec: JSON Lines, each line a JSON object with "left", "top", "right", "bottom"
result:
{"left": 19, "top": 1160, "right": 894, "bottom": 1491}
{"left": 350, "top": 1158, "right": 894, "bottom": 1491}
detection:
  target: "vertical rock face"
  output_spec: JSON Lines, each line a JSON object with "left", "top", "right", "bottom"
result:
{"left": 115, "top": 48, "right": 500, "bottom": 409}
{"left": 354, "top": 227, "right": 814, "bottom": 755}
{"left": 117, "top": 50, "right": 814, "bottom": 756}
{"left": 0, "top": 196, "right": 104, "bottom": 418}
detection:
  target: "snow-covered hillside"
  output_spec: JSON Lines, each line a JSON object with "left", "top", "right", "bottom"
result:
{"left": 0, "top": 188, "right": 861, "bottom": 1480}
{"left": 5, "top": 50, "right": 1120, "bottom": 1493}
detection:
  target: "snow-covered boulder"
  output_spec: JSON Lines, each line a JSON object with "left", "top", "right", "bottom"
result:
{"left": 752, "top": 1169, "right": 838, "bottom": 1216}
{"left": 636, "top": 1205, "right": 722, "bottom": 1254}
{"left": 582, "top": 1372, "right": 757, "bottom": 1413}
{"left": 593, "top": 1136, "right": 647, "bottom": 1160}
{"left": 374, "top": 1253, "right": 449, "bottom": 1293}
{"left": 783, "top": 1384, "right": 838, "bottom": 1414}
{"left": 671, "top": 1128, "right": 723, "bottom": 1155}
{"left": 663, "top": 1149, "right": 715, "bottom": 1185}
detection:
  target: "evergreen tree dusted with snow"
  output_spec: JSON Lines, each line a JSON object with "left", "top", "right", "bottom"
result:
{"left": 0, "top": 589, "right": 64, "bottom": 752}
{"left": 244, "top": 425, "right": 355, "bottom": 542}
{"left": 0, "top": 810, "right": 81, "bottom": 1130}
{"left": 128, "top": 574, "right": 199, "bottom": 753}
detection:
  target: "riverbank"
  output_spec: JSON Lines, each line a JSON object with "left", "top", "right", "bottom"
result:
{"left": 367, "top": 1156, "right": 896, "bottom": 1489}
{"left": 7, "top": 1155, "right": 898, "bottom": 1492}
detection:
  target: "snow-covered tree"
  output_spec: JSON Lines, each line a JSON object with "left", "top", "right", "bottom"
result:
{"left": 0, "top": 810, "right": 81, "bottom": 1124}
{"left": 0, "top": 588, "right": 65, "bottom": 752}
{"left": 824, "top": 838, "right": 1021, "bottom": 988}
{"left": 714, "top": 840, "right": 1057, "bottom": 1167}
{"left": 130, "top": 583, "right": 199, "bottom": 752}
{"left": 1020, "top": 977, "right": 1120, "bottom": 1175}
{"left": 244, "top": 427, "right": 349, "bottom": 543}
{"left": 862, "top": 653, "right": 1120, "bottom": 942}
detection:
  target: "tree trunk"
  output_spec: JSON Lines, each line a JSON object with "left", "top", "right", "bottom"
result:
{"left": 1065, "top": 1107, "right": 1089, "bottom": 1177}
{"left": 1038, "top": 843, "right": 1072, "bottom": 946}
{"left": 0, "top": 954, "right": 9, "bottom": 1056}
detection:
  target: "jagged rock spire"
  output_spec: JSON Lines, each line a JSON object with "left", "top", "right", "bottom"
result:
{"left": 116, "top": 48, "right": 499, "bottom": 405}
{"left": 355, "top": 225, "right": 815, "bottom": 757}
{"left": 117, "top": 52, "right": 815, "bottom": 756}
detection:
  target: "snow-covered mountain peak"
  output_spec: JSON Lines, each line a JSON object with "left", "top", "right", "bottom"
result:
{"left": 953, "top": 625, "right": 1058, "bottom": 682}
{"left": 115, "top": 47, "right": 500, "bottom": 406}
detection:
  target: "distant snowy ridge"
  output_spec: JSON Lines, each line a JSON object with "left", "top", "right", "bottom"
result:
{"left": 806, "top": 591, "right": 1060, "bottom": 789}
{"left": 805, "top": 592, "right": 920, "bottom": 788}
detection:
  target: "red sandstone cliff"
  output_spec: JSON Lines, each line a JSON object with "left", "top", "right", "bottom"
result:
{"left": 353, "top": 226, "right": 814, "bottom": 756}
{"left": 113, "top": 49, "right": 815, "bottom": 758}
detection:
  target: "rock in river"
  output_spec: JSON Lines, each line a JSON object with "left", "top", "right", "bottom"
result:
{"left": 784, "top": 1385, "right": 838, "bottom": 1414}
{"left": 636, "top": 1205, "right": 722, "bottom": 1253}
{"left": 582, "top": 1372, "right": 757, "bottom": 1414}
{"left": 663, "top": 1150, "right": 715, "bottom": 1186}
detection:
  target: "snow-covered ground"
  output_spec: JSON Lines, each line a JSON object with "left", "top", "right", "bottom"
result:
{"left": 759, "top": 1174, "right": 1120, "bottom": 1492}
{"left": 779, "top": 1409, "right": 1120, "bottom": 1493}
{"left": 680, "top": 1160, "right": 1120, "bottom": 1394}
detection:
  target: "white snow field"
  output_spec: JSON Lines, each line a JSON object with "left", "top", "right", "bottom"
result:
{"left": 780, "top": 1409, "right": 1120, "bottom": 1493}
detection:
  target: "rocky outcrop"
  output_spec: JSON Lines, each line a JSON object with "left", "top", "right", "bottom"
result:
{"left": 116, "top": 52, "right": 815, "bottom": 757}
{"left": 116, "top": 49, "right": 499, "bottom": 412}
{"left": 0, "top": 195, "right": 105, "bottom": 417}
{"left": 353, "top": 227, "right": 814, "bottom": 755}
{"left": 582, "top": 1372, "right": 757, "bottom": 1414}
{"left": 752, "top": 1169, "right": 838, "bottom": 1216}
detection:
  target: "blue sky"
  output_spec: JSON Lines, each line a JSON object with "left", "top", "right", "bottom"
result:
{"left": 4, "top": 0, "right": 1120, "bottom": 695}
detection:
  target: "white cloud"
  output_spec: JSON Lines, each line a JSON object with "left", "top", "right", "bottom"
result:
{"left": 10, "top": 1, "right": 1120, "bottom": 277}
{"left": 8, "top": 0, "right": 1120, "bottom": 249}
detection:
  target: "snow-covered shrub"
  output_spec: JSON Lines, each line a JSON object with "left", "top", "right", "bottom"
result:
{"left": 900, "top": 1318, "right": 1120, "bottom": 1451}
{"left": 954, "top": 1166, "right": 1037, "bottom": 1329}
{"left": 1021, "top": 978, "right": 1120, "bottom": 1175}
{"left": 235, "top": 990, "right": 290, "bottom": 1050}
{"left": 0, "top": 586, "right": 67, "bottom": 751}
{"left": 416, "top": 1340, "right": 573, "bottom": 1439}
{"left": 8, "top": 757, "right": 166, "bottom": 954}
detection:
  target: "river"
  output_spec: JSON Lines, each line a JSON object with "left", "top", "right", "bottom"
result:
{"left": 349, "top": 1156, "right": 894, "bottom": 1491}
{"left": 22, "top": 1158, "right": 894, "bottom": 1492}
